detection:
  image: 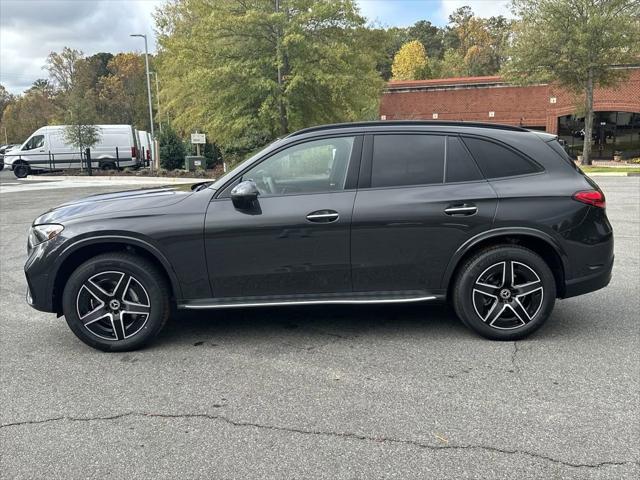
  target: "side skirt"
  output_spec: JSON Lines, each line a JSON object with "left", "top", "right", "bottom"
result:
{"left": 179, "top": 291, "right": 446, "bottom": 310}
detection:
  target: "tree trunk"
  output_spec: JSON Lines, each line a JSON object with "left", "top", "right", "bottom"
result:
{"left": 581, "top": 69, "right": 594, "bottom": 166}
{"left": 275, "top": 0, "right": 288, "bottom": 136}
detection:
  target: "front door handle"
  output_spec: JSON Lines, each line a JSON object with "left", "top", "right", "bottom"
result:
{"left": 444, "top": 204, "right": 477, "bottom": 216}
{"left": 306, "top": 210, "right": 339, "bottom": 223}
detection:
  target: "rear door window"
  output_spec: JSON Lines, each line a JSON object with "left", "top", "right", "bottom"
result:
{"left": 445, "top": 136, "right": 483, "bottom": 183}
{"left": 371, "top": 134, "right": 445, "bottom": 188}
{"left": 462, "top": 137, "right": 542, "bottom": 178}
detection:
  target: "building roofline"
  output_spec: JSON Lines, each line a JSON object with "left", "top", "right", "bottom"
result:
{"left": 386, "top": 65, "right": 640, "bottom": 92}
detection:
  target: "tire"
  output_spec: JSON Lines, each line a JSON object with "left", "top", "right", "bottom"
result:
{"left": 62, "top": 252, "right": 171, "bottom": 351}
{"left": 452, "top": 245, "right": 556, "bottom": 340}
{"left": 0, "top": 162, "right": 4, "bottom": 171}
{"left": 13, "top": 162, "right": 29, "bottom": 178}
{"left": 100, "top": 161, "right": 117, "bottom": 171}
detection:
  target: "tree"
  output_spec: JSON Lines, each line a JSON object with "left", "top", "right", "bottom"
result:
{"left": 96, "top": 53, "right": 150, "bottom": 129}
{"left": 407, "top": 20, "right": 444, "bottom": 59}
{"left": 437, "top": 49, "right": 467, "bottom": 79}
{"left": 391, "top": 40, "right": 430, "bottom": 80}
{"left": 0, "top": 80, "right": 58, "bottom": 143}
{"left": 46, "top": 47, "right": 84, "bottom": 92}
{"left": 504, "top": 0, "right": 640, "bottom": 165}
{"left": 155, "top": 0, "right": 384, "bottom": 153}
{"left": 158, "top": 124, "right": 186, "bottom": 170}
{"left": 63, "top": 89, "right": 100, "bottom": 164}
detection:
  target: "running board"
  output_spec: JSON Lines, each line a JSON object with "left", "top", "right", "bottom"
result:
{"left": 179, "top": 292, "right": 443, "bottom": 310}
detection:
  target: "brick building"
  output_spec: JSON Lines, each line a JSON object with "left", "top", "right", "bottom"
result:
{"left": 380, "top": 67, "right": 640, "bottom": 158}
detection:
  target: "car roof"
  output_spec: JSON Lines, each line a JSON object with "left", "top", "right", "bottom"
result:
{"left": 286, "top": 121, "right": 529, "bottom": 140}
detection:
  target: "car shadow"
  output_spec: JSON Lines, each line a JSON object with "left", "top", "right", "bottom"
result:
{"left": 152, "top": 303, "right": 473, "bottom": 349}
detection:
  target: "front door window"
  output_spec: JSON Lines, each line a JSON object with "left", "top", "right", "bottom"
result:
{"left": 241, "top": 136, "right": 355, "bottom": 196}
{"left": 22, "top": 135, "right": 45, "bottom": 151}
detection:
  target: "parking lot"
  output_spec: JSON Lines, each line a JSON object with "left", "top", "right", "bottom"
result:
{"left": 1, "top": 170, "right": 638, "bottom": 479}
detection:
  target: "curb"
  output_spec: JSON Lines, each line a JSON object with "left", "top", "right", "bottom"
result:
{"left": 19, "top": 175, "right": 211, "bottom": 184}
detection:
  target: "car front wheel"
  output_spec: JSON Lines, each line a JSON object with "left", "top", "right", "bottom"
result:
{"left": 13, "top": 162, "right": 29, "bottom": 178}
{"left": 453, "top": 245, "right": 556, "bottom": 340}
{"left": 62, "top": 252, "right": 171, "bottom": 351}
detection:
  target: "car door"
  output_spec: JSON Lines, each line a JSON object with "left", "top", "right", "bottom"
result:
{"left": 204, "top": 135, "right": 362, "bottom": 299}
{"left": 351, "top": 133, "right": 497, "bottom": 293}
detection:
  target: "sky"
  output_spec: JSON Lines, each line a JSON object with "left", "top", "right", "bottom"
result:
{"left": 0, "top": 0, "right": 511, "bottom": 94}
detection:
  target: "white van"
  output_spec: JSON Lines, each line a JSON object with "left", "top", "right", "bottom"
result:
{"left": 136, "top": 130, "right": 154, "bottom": 167}
{"left": 4, "top": 125, "right": 141, "bottom": 178}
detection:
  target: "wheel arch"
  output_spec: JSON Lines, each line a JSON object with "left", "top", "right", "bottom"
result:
{"left": 443, "top": 228, "right": 568, "bottom": 299}
{"left": 51, "top": 236, "right": 182, "bottom": 314}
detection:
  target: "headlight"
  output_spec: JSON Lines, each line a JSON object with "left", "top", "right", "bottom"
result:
{"left": 28, "top": 224, "right": 64, "bottom": 247}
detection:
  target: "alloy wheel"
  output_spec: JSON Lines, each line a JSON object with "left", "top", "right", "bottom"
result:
{"left": 472, "top": 260, "right": 544, "bottom": 330}
{"left": 76, "top": 271, "right": 151, "bottom": 341}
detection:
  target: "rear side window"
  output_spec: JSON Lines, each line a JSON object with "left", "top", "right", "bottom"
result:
{"left": 371, "top": 134, "right": 444, "bottom": 188}
{"left": 462, "top": 137, "right": 541, "bottom": 178}
{"left": 547, "top": 139, "right": 579, "bottom": 170}
{"left": 445, "top": 136, "right": 483, "bottom": 183}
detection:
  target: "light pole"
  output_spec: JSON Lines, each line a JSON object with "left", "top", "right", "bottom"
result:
{"left": 130, "top": 33, "right": 155, "bottom": 168}
{"left": 150, "top": 71, "right": 162, "bottom": 132}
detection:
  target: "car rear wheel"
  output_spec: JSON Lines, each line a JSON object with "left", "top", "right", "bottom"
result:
{"left": 62, "top": 252, "right": 171, "bottom": 351}
{"left": 13, "top": 162, "right": 29, "bottom": 178}
{"left": 452, "top": 245, "right": 556, "bottom": 340}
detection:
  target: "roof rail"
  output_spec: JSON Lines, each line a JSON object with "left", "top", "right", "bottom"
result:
{"left": 287, "top": 120, "right": 529, "bottom": 138}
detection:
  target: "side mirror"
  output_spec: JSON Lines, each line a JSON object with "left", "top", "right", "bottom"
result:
{"left": 230, "top": 180, "right": 259, "bottom": 209}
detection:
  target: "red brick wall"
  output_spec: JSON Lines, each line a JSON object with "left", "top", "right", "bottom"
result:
{"left": 380, "top": 68, "right": 640, "bottom": 133}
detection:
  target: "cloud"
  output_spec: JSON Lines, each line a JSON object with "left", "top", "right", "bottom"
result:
{"left": 0, "top": 0, "right": 164, "bottom": 94}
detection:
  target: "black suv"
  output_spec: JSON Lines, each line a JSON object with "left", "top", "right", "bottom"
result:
{"left": 25, "top": 121, "right": 613, "bottom": 351}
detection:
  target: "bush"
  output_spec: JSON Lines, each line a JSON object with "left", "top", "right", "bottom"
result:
{"left": 158, "top": 125, "right": 186, "bottom": 170}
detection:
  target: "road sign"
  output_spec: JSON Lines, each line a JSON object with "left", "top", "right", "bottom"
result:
{"left": 191, "top": 133, "right": 206, "bottom": 144}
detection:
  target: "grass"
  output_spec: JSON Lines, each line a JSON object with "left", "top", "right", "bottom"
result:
{"left": 580, "top": 166, "right": 640, "bottom": 173}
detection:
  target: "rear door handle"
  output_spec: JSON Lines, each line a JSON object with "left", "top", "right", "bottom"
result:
{"left": 444, "top": 204, "right": 477, "bottom": 216}
{"left": 306, "top": 210, "right": 339, "bottom": 223}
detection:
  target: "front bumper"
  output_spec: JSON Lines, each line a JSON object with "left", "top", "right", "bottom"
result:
{"left": 24, "top": 242, "right": 56, "bottom": 313}
{"left": 563, "top": 255, "right": 613, "bottom": 298}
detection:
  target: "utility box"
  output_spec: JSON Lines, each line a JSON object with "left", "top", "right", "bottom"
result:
{"left": 184, "top": 156, "right": 206, "bottom": 171}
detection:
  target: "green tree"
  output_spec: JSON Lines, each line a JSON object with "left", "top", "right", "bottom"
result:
{"left": 63, "top": 89, "right": 100, "bottom": 163}
{"left": 155, "top": 0, "right": 383, "bottom": 153}
{"left": 391, "top": 40, "right": 430, "bottom": 80}
{"left": 504, "top": 0, "right": 640, "bottom": 165}
{"left": 158, "top": 124, "right": 186, "bottom": 170}
{"left": 407, "top": 20, "right": 444, "bottom": 59}
{"left": 435, "top": 49, "right": 467, "bottom": 79}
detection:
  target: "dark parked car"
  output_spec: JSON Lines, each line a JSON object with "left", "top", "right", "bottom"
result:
{"left": 25, "top": 121, "right": 613, "bottom": 351}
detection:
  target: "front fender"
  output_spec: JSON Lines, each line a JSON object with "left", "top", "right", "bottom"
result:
{"left": 51, "top": 233, "right": 184, "bottom": 302}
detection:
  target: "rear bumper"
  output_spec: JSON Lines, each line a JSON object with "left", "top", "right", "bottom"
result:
{"left": 562, "top": 255, "right": 613, "bottom": 298}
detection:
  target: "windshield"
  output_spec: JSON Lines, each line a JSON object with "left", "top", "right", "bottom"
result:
{"left": 209, "top": 138, "right": 285, "bottom": 190}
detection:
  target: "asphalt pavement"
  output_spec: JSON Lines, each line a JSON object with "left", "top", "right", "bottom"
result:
{"left": 1, "top": 169, "right": 638, "bottom": 479}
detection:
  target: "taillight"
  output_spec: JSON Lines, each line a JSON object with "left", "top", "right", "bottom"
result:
{"left": 146, "top": 149, "right": 151, "bottom": 160}
{"left": 573, "top": 190, "right": 606, "bottom": 208}
{"left": 131, "top": 146, "right": 138, "bottom": 159}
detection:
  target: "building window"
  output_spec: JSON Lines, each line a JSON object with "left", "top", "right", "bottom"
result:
{"left": 557, "top": 111, "right": 640, "bottom": 160}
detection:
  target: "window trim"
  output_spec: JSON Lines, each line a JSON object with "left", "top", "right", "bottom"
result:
{"left": 215, "top": 134, "right": 363, "bottom": 200}
{"left": 460, "top": 134, "right": 545, "bottom": 180}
